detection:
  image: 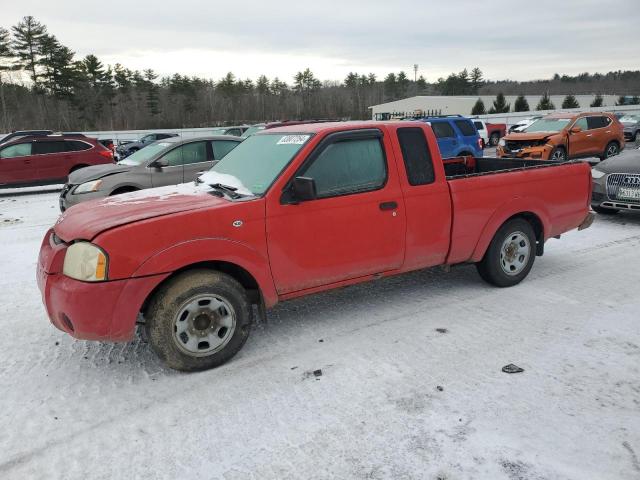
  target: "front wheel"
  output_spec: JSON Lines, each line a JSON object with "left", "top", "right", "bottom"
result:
{"left": 476, "top": 219, "right": 536, "bottom": 287}
{"left": 145, "top": 269, "right": 252, "bottom": 371}
{"left": 549, "top": 147, "right": 567, "bottom": 162}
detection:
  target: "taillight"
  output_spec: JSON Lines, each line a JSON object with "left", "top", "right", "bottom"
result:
{"left": 478, "top": 137, "right": 483, "bottom": 150}
{"left": 98, "top": 149, "right": 114, "bottom": 161}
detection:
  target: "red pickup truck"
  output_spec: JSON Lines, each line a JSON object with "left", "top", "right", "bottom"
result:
{"left": 37, "top": 121, "right": 594, "bottom": 371}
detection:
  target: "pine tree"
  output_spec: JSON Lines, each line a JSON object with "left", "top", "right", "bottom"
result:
{"left": 489, "top": 93, "right": 510, "bottom": 113}
{"left": 397, "top": 71, "right": 410, "bottom": 98}
{"left": 514, "top": 95, "right": 529, "bottom": 112}
{"left": 471, "top": 98, "right": 486, "bottom": 115}
{"left": 143, "top": 69, "right": 160, "bottom": 116}
{"left": 536, "top": 92, "right": 555, "bottom": 110}
{"left": 470, "top": 67, "right": 483, "bottom": 94}
{"left": 383, "top": 73, "right": 397, "bottom": 101}
{"left": 561, "top": 94, "right": 579, "bottom": 109}
{"left": 631, "top": 96, "right": 640, "bottom": 105}
{"left": 39, "top": 34, "right": 75, "bottom": 98}
{"left": 0, "top": 27, "right": 13, "bottom": 131}
{"left": 616, "top": 95, "right": 626, "bottom": 106}
{"left": 416, "top": 75, "right": 427, "bottom": 92}
{"left": 590, "top": 94, "right": 603, "bottom": 108}
{"left": 11, "top": 16, "right": 48, "bottom": 88}
{"left": 294, "top": 68, "right": 320, "bottom": 118}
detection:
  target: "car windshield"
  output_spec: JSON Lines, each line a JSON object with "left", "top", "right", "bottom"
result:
{"left": 119, "top": 142, "right": 173, "bottom": 165}
{"left": 199, "top": 133, "right": 311, "bottom": 196}
{"left": 620, "top": 115, "right": 639, "bottom": 124}
{"left": 524, "top": 118, "right": 571, "bottom": 133}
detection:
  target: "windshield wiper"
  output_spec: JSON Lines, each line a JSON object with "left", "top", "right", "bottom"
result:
{"left": 208, "top": 183, "right": 244, "bottom": 199}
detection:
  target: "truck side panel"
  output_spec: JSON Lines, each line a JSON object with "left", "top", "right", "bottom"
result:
{"left": 446, "top": 162, "right": 591, "bottom": 264}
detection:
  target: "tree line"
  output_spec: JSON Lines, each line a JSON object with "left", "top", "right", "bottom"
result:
{"left": 1, "top": 16, "right": 639, "bottom": 132}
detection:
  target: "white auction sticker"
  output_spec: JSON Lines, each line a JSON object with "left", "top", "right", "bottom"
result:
{"left": 277, "top": 135, "right": 310, "bottom": 145}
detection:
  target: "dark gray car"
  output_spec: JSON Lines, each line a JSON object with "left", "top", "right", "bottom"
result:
{"left": 60, "top": 135, "right": 242, "bottom": 211}
{"left": 620, "top": 115, "right": 640, "bottom": 143}
{"left": 591, "top": 147, "right": 640, "bottom": 214}
{"left": 116, "top": 132, "right": 179, "bottom": 158}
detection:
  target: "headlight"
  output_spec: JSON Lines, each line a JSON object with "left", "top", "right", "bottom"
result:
{"left": 74, "top": 180, "right": 103, "bottom": 194}
{"left": 498, "top": 138, "right": 506, "bottom": 147}
{"left": 591, "top": 169, "right": 606, "bottom": 179}
{"left": 63, "top": 242, "right": 108, "bottom": 282}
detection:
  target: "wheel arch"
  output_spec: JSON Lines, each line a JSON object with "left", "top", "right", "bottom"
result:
{"left": 470, "top": 200, "right": 551, "bottom": 262}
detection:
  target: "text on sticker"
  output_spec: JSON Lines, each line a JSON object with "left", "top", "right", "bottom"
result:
{"left": 277, "top": 135, "right": 310, "bottom": 145}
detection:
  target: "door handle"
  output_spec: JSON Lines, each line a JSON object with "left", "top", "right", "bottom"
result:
{"left": 379, "top": 201, "right": 398, "bottom": 211}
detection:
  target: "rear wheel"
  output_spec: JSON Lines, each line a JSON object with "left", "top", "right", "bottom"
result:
{"left": 476, "top": 219, "right": 536, "bottom": 287}
{"left": 593, "top": 206, "right": 619, "bottom": 215}
{"left": 549, "top": 147, "right": 566, "bottom": 162}
{"left": 489, "top": 132, "right": 500, "bottom": 146}
{"left": 145, "top": 269, "right": 252, "bottom": 372}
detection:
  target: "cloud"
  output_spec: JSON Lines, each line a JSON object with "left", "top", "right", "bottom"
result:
{"left": 3, "top": 0, "right": 639, "bottom": 82}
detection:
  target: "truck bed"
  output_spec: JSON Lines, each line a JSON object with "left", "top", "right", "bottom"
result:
{"left": 443, "top": 156, "right": 571, "bottom": 179}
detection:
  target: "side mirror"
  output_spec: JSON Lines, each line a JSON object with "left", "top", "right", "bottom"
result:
{"left": 152, "top": 158, "right": 168, "bottom": 171}
{"left": 291, "top": 176, "right": 317, "bottom": 202}
{"left": 570, "top": 126, "right": 582, "bottom": 134}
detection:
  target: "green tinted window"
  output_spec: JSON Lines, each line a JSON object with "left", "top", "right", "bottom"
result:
{"left": 301, "top": 138, "right": 386, "bottom": 198}
{"left": 0, "top": 143, "right": 32, "bottom": 158}
{"left": 525, "top": 118, "right": 571, "bottom": 132}
{"left": 162, "top": 142, "right": 207, "bottom": 166}
{"left": 210, "top": 133, "right": 310, "bottom": 195}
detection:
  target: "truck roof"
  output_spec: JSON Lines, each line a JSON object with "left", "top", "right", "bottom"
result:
{"left": 262, "top": 120, "right": 423, "bottom": 134}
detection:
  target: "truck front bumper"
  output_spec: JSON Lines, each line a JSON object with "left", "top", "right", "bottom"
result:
{"left": 37, "top": 250, "right": 169, "bottom": 341}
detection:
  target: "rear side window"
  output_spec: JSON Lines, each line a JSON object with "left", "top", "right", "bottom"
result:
{"left": 587, "top": 116, "right": 611, "bottom": 129}
{"left": 64, "top": 141, "right": 92, "bottom": 152}
{"left": 430, "top": 122, "right": 455, "bottom": 138}
{"left": 226, "top": 128, "right": 242, "bottom": 136}
{"left": 473, "top": 121, "right": 484, "bottom": 131}
{"left": 397, "top": 127, "right": 435, "bottom": 186}
{"left": 0, "top": 143, "right": 32, "bottom": 158}
{"left": 32, "top": 141, "right": 69, "bottom": 155}
{"left": 454, "top": 120, "right": 477, "bottom": 136}
{"left": 302, "top": 137, "right": 386, "bottom": 198}
{"left": 211, "top": 140, "right": 240, "bottom": 160}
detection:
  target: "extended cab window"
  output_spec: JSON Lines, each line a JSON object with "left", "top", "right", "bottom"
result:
{"left": 397, "top": 128, "right": 435, "bottom": 186}
{"left": 162, "top": 142, "right": 207, "bottom": 166}
{"left": 301, "top": 137, "right": 386, "bottom": 198}
{"left": 0, "top": 143, "right": 32, "bottom": 158}
{"left": 430, "top": 122, "right": 455, "bottom": 138}
{"left": 454, "top": 120, "right": 476, "bottom": 136}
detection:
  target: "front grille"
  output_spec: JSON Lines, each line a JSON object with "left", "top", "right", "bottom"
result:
{"left": 505, "top": 140, "right": 542, "bottom": 151}
{"left": 606, "top": 173, "right": 640, "bottom": 202}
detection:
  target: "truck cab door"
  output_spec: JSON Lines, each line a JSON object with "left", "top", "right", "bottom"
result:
{"left": 266, "top": 130, "right": 406, "bottom": 295}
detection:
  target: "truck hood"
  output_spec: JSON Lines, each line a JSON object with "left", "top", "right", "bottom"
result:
{"left": 54, "top": 183, "right": 225, "bottom": 241}
{"left": 503, "top": 132, "right": 556, "bottom": 142}
{"left": 68, "top": 164, "right": 132, "bottom": 184}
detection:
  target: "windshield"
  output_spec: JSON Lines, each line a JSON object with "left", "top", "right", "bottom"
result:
{"left": 200, "top": 133, "right": 311, "bottom": 196}
{"left": 524, "top": 118, "right": 571, "bottom": 133}
{"left": 119, "top": 142, "right": 173, "bottom": 165}
{"left": 620, "top": 115, "right": 639, "bottom": 124}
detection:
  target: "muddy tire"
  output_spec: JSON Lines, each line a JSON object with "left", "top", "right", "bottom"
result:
{"left": 145, "top": 269, "right": 252, "bottom": 372}
{"left": 476, "top": 219, "right": 536, "bottom": 288}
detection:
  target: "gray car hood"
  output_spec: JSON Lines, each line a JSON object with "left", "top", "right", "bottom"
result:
{"left": 595, "top": 148, "right": 640, "bottom": 174}
{"left": 68, "top": 164, "right": 133, "bottom": 185}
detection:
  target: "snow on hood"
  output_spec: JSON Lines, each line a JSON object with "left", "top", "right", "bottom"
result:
{"left": 198, "top": 171, "right": 253, "bottom": 196}
{"left": 54, "top": 182, "right": 225, "bottom": 241}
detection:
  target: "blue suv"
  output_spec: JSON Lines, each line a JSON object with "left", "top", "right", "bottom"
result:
{"left": 415, "top": 115, "right": 483, "bottom": 158}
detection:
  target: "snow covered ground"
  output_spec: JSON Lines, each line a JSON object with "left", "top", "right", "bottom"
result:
{"left": 0, "top": 190, "right": 639, "bottom": 480}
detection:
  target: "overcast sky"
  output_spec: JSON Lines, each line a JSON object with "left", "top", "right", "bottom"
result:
{"left": 3, "top": 0, "right": 639, "bottom": 84}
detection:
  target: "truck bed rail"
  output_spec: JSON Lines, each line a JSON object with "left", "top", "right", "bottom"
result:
{"left": 444, "top": 156, "right": 583, "bottom": 179}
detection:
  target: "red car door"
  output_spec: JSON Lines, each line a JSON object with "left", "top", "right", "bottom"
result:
{"left": 32, "top": 140, "right": 73, "bottom": 181}
{"left": 266, "top": 129, "right": 406, "bottom": 295}
{"left": 0, "top": 142, "right": 36, "bottom": 185}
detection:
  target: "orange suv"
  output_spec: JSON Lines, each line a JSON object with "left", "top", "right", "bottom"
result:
{"left": 497, "top": 112, "right": 625, "bottom": 162}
